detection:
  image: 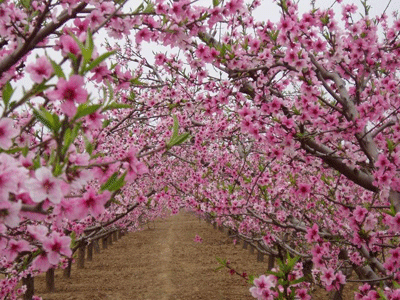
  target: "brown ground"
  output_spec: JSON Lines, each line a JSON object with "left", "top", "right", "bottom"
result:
{"left": 35, "top": 211, "right": 267, "bottom": 300}
{"left": 34, "top": 211, "right": 359, "bottom": 300}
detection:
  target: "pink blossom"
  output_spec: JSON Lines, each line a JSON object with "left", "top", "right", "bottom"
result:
{"left": 88, "top": 10, "right": 104, "bottom": 29}
{"left": 364, "top": 214, "right": 377, "bottom": 231}
{"left": 0, "top": 157, "right": 20, "bottom": 201}
{"left": 0, "top": 118, "right": 19, "bottom": 149}
{"left": 321, "top": 268, "right": 336, "bottom": 286}
{"left": 42, "top": 232, "right": 72, "bottom": 265}
{"left": 224, "top": 0, "right": 243, "bottom": 14}
{"left": 297, "top": 183, "right": 311, "bottom": 197}
{"left": 193, "top": 234, "right": 203, "bottom": 243}
{"left": 296, "top": 289, "right": 311, "bottom": 300}
{"left": 27, "top": 224, "right": 48, "bottom": 242}
{"left": 335, "top": 271, "right": 346, "bottom": 285}
{"left": 26, "top": 56, "right": 53, "bottom": 83}
{"left": 99, "top": 1, "right": 115, "bottom": 14}
{"left": 32, "top": 252, "right": 52, "bottom": 272}
{"left": 136, "top": 28, "right": 152, "bottom": 44}
{"left": 312, "top": 254, "right": 325, "bottom": 268}
{"left": 28, "top": 167, "right": 63, "bottom": 204}
{"left": 155, "top": 53, "right": 167, "bottom": 65}
{"left": 60, "top": 35, "right": 80, "bottom": 56}
{"left": 47, "top": 75, "right": 88, "bottom": 117}
{"left": 249, "top": 274, "right": 276, "bottom": 299}
{"left": 0, "top": 201, "right": 21, "bottom": 227}
{"left": 353, "top": 206, "right": 368, "bottom": 223}
{"left": 123, "top": 148, "right": 148, "bottom": 181}
{"left": 391, "top": 213, "right": 400, "bottom": 231}
{"left": 389, "top": 248, "right": 400, "bottom": 265}
{"left": 90, "top": 62, "right": 111, "bottom": 83}
{"left": 73, "top": 18, "right": 89, "bottom": 35}
{"left": 78, "top": 187, "right": 111, "bottom": 218}
{"left": 375, "top": 154, "right": 390, "bottom": 168}
{"left": 53, "top": 198, "right": 80, "bottom": 220}
{"left": 84, "top": 111, "right": 104, "bottom": 130}
{"left": 4, "top": 239, "right": 30, "bottom": 262}
{"left": 305, "top": 223, "right": 320, "bottom": 243}
{"left": 262, "top": 233, "right": 274, "bottom": 246}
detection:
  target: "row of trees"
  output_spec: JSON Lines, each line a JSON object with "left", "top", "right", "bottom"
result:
{"left": 0, "top": 0, "right": 399, "bottom": 299}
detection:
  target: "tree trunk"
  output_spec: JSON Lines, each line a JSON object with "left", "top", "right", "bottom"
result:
{"left": 87, "top": 242, "right": 93, "bottom": 261}
{"left": 243, "top": 241, "right": 248, "bottom": 249}
{"left": 63, "top": 258, "right": 72, "bottom": 278}
{"left": 22, "top": 275, "right": 34, "bottom": 300}
{"left": 46, "top": 268, "right": 55, "bottom": 292}
{"left": 78, "top": 245, "right": 85, "bottom": 269}
{"left": 94, "top": 239, "right": 100, "bottom": 253}
{"left": 102, "top": 237, "right": 108, "bottom": 249}
{"left": 268, "top": 255, "right": 275, "bottom": 271}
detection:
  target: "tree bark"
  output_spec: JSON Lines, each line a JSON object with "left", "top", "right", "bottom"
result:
{"left": 78, "top": 245, "right": 85, "bottom": 269}
{"left": 22, "top": 275, "right": 34, "bottom": 300}
{"left": 46, "top": 268, "right": 55, "bottom": 292}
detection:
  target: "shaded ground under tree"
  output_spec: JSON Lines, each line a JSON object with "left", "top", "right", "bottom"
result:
{"left": 35, "top": 211, "right": 357, "bottom": 299}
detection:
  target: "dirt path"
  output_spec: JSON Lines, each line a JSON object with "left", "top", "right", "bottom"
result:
{"left": 35, "top": 211, "right": 267, "bottom": 300}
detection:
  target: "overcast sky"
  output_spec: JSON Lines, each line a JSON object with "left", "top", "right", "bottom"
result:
{"left": 253, "top": 0, "right": 398, "bottom": 22}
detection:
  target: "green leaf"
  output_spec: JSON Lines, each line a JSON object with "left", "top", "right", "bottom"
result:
{"left": 53, "top": 162, "right": 63, "bottom": 176}
{"left": 143, "top": 1, "right": 155, "bottom": 13}
{"left": 67, "top": 53, "right": 79, "bottom": 70}
{"left": 62, "top": 123, "right": 81, "bottom": 155}
{"left": 83, "top": 135, "right": 94, "bottom": 155}
{"left": 386, "top": 138, "right": 395, "bottom": 153}
{"left": 86, "top": 29, "right": 94, "bottom": 55}
{"left": 167, "top": 115, "right": 191, "bottom": 148}
{"left": 5, "top": 147, "right": 26, "bottom": 154}
{"left": 102, "top": 119, "right": 111, "bottom": 128}
{"left": 100, "top": 172, "right": 119, "bottom": 191}
{"left": 70, "top": 33, "right": 90, "bottom": 63}
{"left": 110, "top": 198, "right": 122, "bottom": 205}
{"left": 213, "top": 0, "right": 219, "bottom": 7}
{"left": 100, "top": 171, "right": 127, "bottom": 192}
{"left": 74, "top": 103, "right": 102, "bottom": 120}
{"left": 49, "top": 58, "right": 65, "bottom": 78}
{"left": 215, "top": 256, "right": 227, "bottom": 266}
{"left": 33, "top": 108, "right": 55, "bottom": 131}
{"left": 290, "top": 277, "right": 306, "bottom": 285}
{"left": 133, "top": 2, "right": 144, "bottom": 14}
{"left": 86, "top": 50, "right": 116, "bottom": 72}
{"left": 32, "top": 82, "right": 52, "bottom": 95}
{"left": 228, "top": 184, "right": 234, "bottom": 194}
{"left": 107, "top": 171, "right": 126, "bottom": 191}
{"left": 22, "top": 145, "right": 29, "bottom": 157}
{"left": 33, "top": 154, "right": 41, "bottom": 169}
{"left": 214, "top": 265, "right": 225, "bottom": 271}
{"left": 20, "top": 0, "right": 30, "bottom": 8}
{"left": 2, "top": 81, "right": 14, "bottom": 107}
{"left": 172, "top": 115, "right": 179, "bottom": 141}
{"left": 247, "top": 274, "right": 255, "bottom": 285}
{"left": 171, "top": 132, "right": 191, "bottom": 147}
{"left": 70, "top": 231, "right": 77, "bottom": 248}
{"left": 377, "top": 289, "right": 387, "bottom": 300}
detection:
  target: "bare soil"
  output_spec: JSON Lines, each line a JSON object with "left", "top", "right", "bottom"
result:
{"left": 35, "top": 211, "right": 267, "bottom": 300}
{"left": 34, "top": 211, "right": 359, "bottom": 299}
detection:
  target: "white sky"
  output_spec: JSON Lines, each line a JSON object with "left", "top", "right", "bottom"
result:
{"left": 254, "top": 0, "right": 398, "bottom": 22}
